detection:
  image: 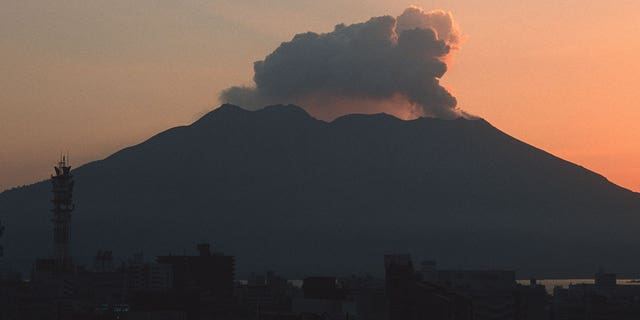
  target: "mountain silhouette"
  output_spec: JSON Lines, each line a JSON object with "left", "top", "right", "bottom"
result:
{"left": 1, "top": 104, "right": 639, "bottom": 277}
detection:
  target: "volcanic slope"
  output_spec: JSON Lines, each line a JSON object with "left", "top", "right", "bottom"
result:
{"left": 1, "top": 104, "right": 639, "bottom": 277}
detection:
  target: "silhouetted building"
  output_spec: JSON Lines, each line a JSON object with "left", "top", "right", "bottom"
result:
{"left": 292, "top": 277, "right": 356, "bottom": 319}
{"left": 384, "top": 254, "right": 473, "bottom": 320}
{"left": 84, "top": 250, "right": 128, "bottom": 307}
{"left": 384, "top": 255, "right": 550, "bottom": 320}
{"left": 302, "top": 277, "right": 346, "bottom": 300}
{"left": 134, "top": 243, "right": 237, "bottom": 319}
{"left": 0, "top": 273, "right": 25, "bottom": 320}
{"left": 515, "top": 279, "right": 549, "bottom": 320}
{"left": 341, "top": 275, "right": 388, "bottom": 320}
{"left": 0, "top": 219, "right": 17, "bottom": 281}
{"left": 0, "top": 219, "right": 4, "bottom": 259}
{"left": 155, "top": 243, "right": 234, "bottom": 298}
{"left": 240, "top": 270, "right": 294, "bottom": 317}
{"left": 93, "top": 250, "right": 115, "bottom": 272}
{"left": 420, "top": 260, "right": 438, "bottom": 282}
{"left": 438, "top": 270, "right": 521, "bottom": 320}
{"left": 127, "top": 253, "right": 172, "bottom": 291}
{"left": 595, "top": 268, "right": 616, "bottom": 289}
{"left": 552, "top": 269, "right": 640, "bottom": 319}
{"left": 384, "top": 254, "right": 416, "bottom": 319}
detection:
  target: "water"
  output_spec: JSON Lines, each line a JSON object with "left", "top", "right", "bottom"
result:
{"left": 242, "top": 278, "right": 640, "bottom": 295}
{"left": 517, "top": 279, "right": 640, "bottom": 294}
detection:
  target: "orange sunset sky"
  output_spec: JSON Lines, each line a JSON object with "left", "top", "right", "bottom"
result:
{"left": 1, "top": 0, "right": 639, "bottom": 192}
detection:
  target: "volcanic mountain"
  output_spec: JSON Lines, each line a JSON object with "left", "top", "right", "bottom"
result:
{"left": 1, "top": 104, "right": 639, "bottom": 277}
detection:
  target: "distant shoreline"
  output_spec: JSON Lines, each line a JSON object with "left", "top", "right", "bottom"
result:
{"left": 517, "top": 279, "right": 640, "bottom": 294}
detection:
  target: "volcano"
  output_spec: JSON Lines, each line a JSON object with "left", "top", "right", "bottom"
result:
{"left": 1, "top": 104, "right": 639, "bottom": 277}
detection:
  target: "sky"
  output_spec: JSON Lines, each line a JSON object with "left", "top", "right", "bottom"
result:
{"left": 1, "top": 0, "right": 639, "bottom": 192}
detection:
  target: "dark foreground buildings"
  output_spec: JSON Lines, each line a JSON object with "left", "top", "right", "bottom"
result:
{"left": 384, "top": 255, "right": 549, "bottom": 320}
{"left": 0, "top": 244, "right": 235, "bottom": 320}
{"left": 6, "top": 246, "right": 640, "bottom": 319}
{"left": 552, "top": 269, "right": 640, "bottom": 320}
{"left": 131, "top": 243, "right": 236, "bottom": 318}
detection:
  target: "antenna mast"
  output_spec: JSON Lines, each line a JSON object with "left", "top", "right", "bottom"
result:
{"left": 51, "top": 154, "right": 75, "bottom": 272}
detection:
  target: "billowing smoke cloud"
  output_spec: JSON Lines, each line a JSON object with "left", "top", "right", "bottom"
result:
{"left": 220, "top": 7, "right": 466, "bottom": 119}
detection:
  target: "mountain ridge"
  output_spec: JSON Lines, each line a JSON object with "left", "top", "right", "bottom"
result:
{"left": 1, "top": 104, "right": 639, "bottom": 277}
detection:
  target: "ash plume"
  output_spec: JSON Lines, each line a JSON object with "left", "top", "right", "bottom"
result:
{"left": 220, "top": 7, "right": 466, "bottom": 119}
